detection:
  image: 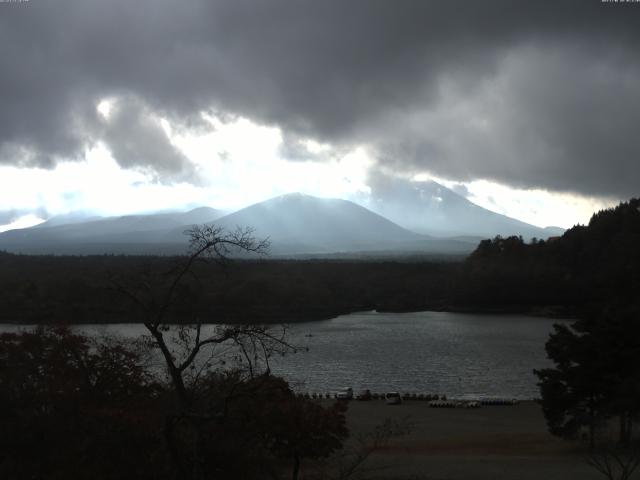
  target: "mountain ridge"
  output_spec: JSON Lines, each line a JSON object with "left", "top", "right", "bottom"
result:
{"left": 364, "top": 177, "right": 564, "bottom": 239}
{"left": 0, "top": 186, "right": 564, "bottom": 256}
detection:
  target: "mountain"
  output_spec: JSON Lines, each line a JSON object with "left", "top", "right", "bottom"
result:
{"left": 0, "top": 194, "right": 482, "bottom": 256}
{"left": 33, "top": 212, "right": 103, "bottom": 228}
{"left": 166, "top": 193, "right": 476, "bottom": 255}
{"left": 363, "top": 177, "right": 564, "bottom": 239}
{"left": 542, "top": 226, "right": 566, "bottom": 237}
{"left": 0, "top": 207, "right": 223, "bottom": 254}
{"left": 37, "top": 207, "right": 222, "bottom": 233}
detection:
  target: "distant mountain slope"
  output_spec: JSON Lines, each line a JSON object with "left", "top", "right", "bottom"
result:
{"left": 33, "top": 212, "right": 103, "bottom": 228}
{"left": 0, "top": 207, "right": 222, "bottom": 254}
{"left": 0, "top": 195, "right": 479, "bottom": 256}
{"left": 167, "top": 193, "right": 475, "bottom": 255}
{"left": 42, "top": 207, "right": 222, "bottom": 234}
{"left": 84, "top": 207, "right": 224, "bottom": 235}
{"left": 365, "top": 177, "right": 564, "bottom": 239}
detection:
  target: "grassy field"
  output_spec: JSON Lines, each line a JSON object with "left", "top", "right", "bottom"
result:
{"left": 335, "top": 400, "right": 601, "bottom": 480}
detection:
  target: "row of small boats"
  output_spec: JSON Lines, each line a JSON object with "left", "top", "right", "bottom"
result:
{"left": 296, "top": 390, "right": 520, "bottom": 407}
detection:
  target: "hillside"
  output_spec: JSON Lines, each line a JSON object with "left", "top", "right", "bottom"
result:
{"left": 1, "top": 191, "right": 550, "bottom": 257}
{"left": 365, "top": 178, "right": 564, "bottom": 239}
{"left": 0, "top": 207, "right": 222, "bottom": 254}
{"left": 454, "top": 198, "right": 640, "bottom": 313}
{"left": 170, "top": 193, "right": 476, "bottom": 255}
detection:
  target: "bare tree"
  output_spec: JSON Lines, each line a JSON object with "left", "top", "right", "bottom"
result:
{"left": 111, "top": 226, "right": 280, "bottom": 395}
{"left": 586, "top": 442, "right": 640, "bottom": 480}
{"left": 311, "top": 416, "right": 413, "bottom": 480}
{"left": 110, "top": 225, "right": 297, "bottom": 479}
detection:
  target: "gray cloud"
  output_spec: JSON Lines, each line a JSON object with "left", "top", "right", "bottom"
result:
{"left": 0, "top": 208, "right": 47, "bottom": 227}
{"left": 0, "top": 0, "right": 638, "bottom": 196}
{"left": 278, "top": 134, "right": 320, "bottom": 163}
{"left": 371, "top": 44, "right": 640, "bottom": 198}
{"left": 451, "top": 184, "right": 470, "bottom": 199}
{"left": 0, "top": 210, "right": 22, "bottom": 226}
{"left": 97, "top": 97, "right": 198, "bottom": 183}
{"left": 277, "top": 132, "right": 340, "bottom": 163}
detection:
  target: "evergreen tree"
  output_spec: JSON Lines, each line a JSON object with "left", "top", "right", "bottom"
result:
{"left": 535, "top": 306, "right": 640, "bottom": 447}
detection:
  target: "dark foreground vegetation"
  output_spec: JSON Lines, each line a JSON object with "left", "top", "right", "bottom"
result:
{"left": 1, "top": 199, "right": 639, "bottom": 325}
{"left": 0, "top": 326, "right": 354, "bottom": 480}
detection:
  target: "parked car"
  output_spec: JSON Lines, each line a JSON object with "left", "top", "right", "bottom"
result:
{"left": 336, "top": 387, "right": 353, "bottom": 400}
{"left": 356, "top": 389, "right": 372, "bottom": 401}
{"left": 385, "top": 392, "right": 402, "bottom": 405}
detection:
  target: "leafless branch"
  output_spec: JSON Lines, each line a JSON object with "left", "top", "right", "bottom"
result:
{"left": 586, "top": 442, "right": 640, "bottom": 480}
{"left": 314, "top": 417, "right": 413, "bottom": 480}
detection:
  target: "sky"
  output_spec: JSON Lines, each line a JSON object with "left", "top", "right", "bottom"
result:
{"left": 0, "top": 0, "right": 637, "bottom": 232}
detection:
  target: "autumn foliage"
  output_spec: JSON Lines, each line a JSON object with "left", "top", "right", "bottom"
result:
{"left": 0, "top": 327, "right": 348, "bottom": 479}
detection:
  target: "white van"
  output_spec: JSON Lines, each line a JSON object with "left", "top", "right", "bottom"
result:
{"left": 385, "top": 392, "right": 402, "bottom": 405}
{"left": 336, "top": 387, "right": 353, "bottom": 400}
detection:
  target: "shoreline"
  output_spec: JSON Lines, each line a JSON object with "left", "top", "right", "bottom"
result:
{"left": 0, "top": 304, "right": 576, "bottom": 325}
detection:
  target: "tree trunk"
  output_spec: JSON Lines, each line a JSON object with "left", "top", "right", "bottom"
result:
{"left": 148, "top": 326, "right": 190, "bottom": 406}
{"left": 164, "top": 415, "right": 188, "bottom": 480}
{"left": 292, "top": 452, "right": 300, "bottom": 480}
{"left": 191, "top": 419, "right": 205, "bottom": 480}
{"left": 589, "top": 401, "right": 596, "bottom": 450}
{"left": 619, "top": 412, "right": 631, "bottom": 447}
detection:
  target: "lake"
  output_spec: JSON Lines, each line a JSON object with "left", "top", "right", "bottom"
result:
{"left": 1, "top": 310, "right": 567, "bottom": 400}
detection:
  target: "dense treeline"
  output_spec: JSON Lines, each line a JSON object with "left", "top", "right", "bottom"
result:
{"left": 455, "top": 198, "right": 640, "bottom": 316}
{"left": 1, "top": 198, "right": 638, "bottom": 324}
{"left": 528, "top": 201, "right": 640, "bottom": 460}
{"left": 0, "top": 254, "right": 457, "bottom": 324}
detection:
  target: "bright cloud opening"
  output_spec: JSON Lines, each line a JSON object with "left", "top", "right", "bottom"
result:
{"left": 0, "top": 115, "right": 375, "bottom": 221}
{"left": 96, "top": 98, "right": 114, "bottom": 119}
{"left": 0, "top": 214, "right": 46, "bottom": 233}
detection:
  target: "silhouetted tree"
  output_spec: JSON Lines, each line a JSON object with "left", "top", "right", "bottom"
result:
{"left": 264, "top": 388, "right": 349, "bottom": 479}
{"left": 535, "top": 306, "right": 640, "bottom": 448}
{"left": 111, "top": 225, "right": 333, "bottom": 479}
{"left": 0, "top": 325, "right": 353, "bottom": 480}
{"left": 534, "top": 321, "right": 606, "bottom": 448}
{"left": 0, "top": 327, "right": 164, "bottom": 479}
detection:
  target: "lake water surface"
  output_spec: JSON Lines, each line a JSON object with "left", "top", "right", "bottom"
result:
{"left": 270, "top": 310, "right": 566, "bottom": 400}
{"left": 1, "top": 311, "right": 567, "bottom": 400}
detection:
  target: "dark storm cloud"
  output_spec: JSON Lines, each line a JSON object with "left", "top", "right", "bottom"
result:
{"left": 0, "top": 0, "right": 638, "bottom": 195}
{"left": 371, "top": 44, "right": 640, "bottom": 198}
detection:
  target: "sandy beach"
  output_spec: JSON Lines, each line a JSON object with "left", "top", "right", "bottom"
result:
{"left": 334, "top": 400, "right": 601, "bottom": 480}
